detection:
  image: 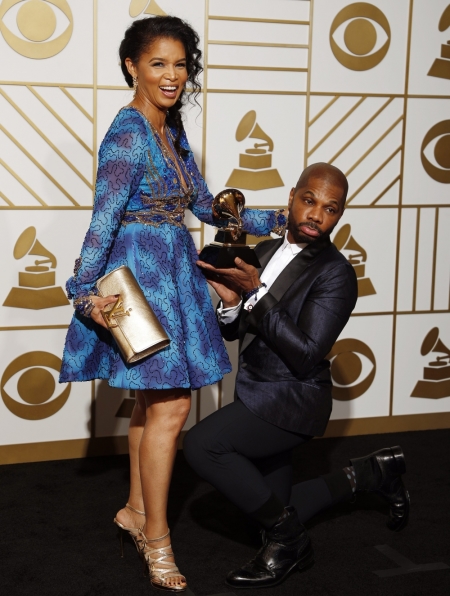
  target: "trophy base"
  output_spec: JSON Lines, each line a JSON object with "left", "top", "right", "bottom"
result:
{"left": 198, "top": 244, "right": 261, "bottom": 269}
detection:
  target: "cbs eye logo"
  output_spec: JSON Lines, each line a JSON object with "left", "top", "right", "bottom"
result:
{"left": 330, "top": 2, "right": 391, "bottom": 71}
{"left": 328, "top": 338, "right": 376, "bottom": 400}
{"left": 1, "top": 351, "right": 71, "bottom": 420}
{"left": 421, "top": 120, "right": 450, "bottom": 184}
{"left": 0, "top": 0, "right": 73, "bottom": 59}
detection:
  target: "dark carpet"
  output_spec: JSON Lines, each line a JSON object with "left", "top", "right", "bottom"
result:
{"left": 1, "top": 430, "right": 449, "bottom": 596}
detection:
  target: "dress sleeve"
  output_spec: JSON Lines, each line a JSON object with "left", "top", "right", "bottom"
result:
{"left": 183, "top": 131, "right": 286, "bottom": 237}
{"left": 66, "top": 110, "right": 148, "bottom": 301}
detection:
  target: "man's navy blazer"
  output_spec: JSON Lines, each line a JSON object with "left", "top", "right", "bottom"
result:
{"left": 219, "top": 235, "right": 358, "bottom": 437}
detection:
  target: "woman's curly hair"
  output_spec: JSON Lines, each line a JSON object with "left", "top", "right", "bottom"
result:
{"left": 119, "top": 16, "right": 202, "bottom": 156}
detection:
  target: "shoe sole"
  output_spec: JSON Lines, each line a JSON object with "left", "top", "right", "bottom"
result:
{"left": 225, "top": 548, "right": 314, "bottom": 590}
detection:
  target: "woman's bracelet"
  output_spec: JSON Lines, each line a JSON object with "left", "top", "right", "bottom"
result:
{"left": 272, "top": 209, "right": 287, "bottom": 236}
{"left": 73, "top": 295, "right": 95, "bottom": 318}
{"left": 243, "top": 282, "right": 267, "bottom": 302}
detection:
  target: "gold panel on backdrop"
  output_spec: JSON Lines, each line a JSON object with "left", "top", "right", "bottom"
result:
{"left": 3, "top": 227, "right": 69, "bottom": 309}
{"left": 411, "top": 328, "right": 450, "bottom": 399}
{"left": 129, "top": 0, "right": 166, "bottom": 18}
{"left": 428, "top": 5, "right": 450, "bottom": 80}
{"left": 226, "top": 111, "right": 283, "bottom": 191}
{"left": 329, "top": 3, "right": 391, "bottom": 71}
{"left": 1, "top": 351, "right": 71, "bottom": 420}
{"left": 421, "top": 120, "right": 450, "bottom": 183}
{"left": 333, "top": 224, "right": 376, "bottom": 297}
{"left": 0, "top": 0, "right": 73, "bottom": 59}
{"left": 328, "top": 338, "right": 376, "bottom": 400}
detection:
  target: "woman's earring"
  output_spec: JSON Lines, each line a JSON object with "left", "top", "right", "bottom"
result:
{"left": 132, "top": 76, "right": 138, "bottom": 93}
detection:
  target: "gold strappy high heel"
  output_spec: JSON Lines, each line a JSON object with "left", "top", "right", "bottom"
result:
{"left": 113, "top": 503, "right": 145, "bottom": 557}
{"left": 139, "top": 529, "right": 187, "bottom": 592}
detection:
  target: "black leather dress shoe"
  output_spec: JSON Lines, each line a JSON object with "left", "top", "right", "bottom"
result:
{"left": 351, "top": 445, "right": 410, "bottom": 531}
{"left": 225, "top": 506, "right": 313, "bottom": 589}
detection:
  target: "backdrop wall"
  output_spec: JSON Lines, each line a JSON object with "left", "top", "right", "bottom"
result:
{"left": 1, "top": 0, "right": 449, "bottom": 464}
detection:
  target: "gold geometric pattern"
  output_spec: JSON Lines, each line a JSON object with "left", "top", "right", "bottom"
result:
{"left": 0, "top": 83, "right": 93, "bottom": 208}
{"left": 306, "top": 95, "right": 404, "bottom": 206}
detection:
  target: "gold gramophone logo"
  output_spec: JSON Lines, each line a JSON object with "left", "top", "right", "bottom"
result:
{"left": 0, "top": 0, "right": 73, "bottom": 59}
{"left": 328, "top": 338, "right": 376, "bottom": 400}
{"left": 333, "top": 224, "right": 376, "bottom": 297}
{"left": 411, "top": 328, "right": 450, "bottom": 399}
{"left": 1, "top": 351, "right": 70, "bottom": 420}
{"left": 421, "top": 120, "right": 450, "bottom": 183}
{"left": 130, "top": 0, "right": 166, "bottom": 17}
{"left": 428, "top": 5, "right": 450, "bottom": 80}
{"left": 3, "top": 226, "right": 69, "bottom": 310}
{"left": 330, "top": 3, "right": 391, "bottom": 71}
{"left": 226, "top": 111, "right": 284, "bottom": 191}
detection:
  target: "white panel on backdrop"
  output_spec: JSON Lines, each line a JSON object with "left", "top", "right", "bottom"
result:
{"left": 310, "top": 0, "right": 410, "bottom": 95}
{"left": 97, "top": 0, "right": 205, "bottom": 87}
{"left": 331, "top": 208, "right": 397, "bottom": 314}
{"left": 0, "top": 85, "right": 94, "bottom": 207}
{"left": 205, "top": 93, "right": 305, "bottom": 207}
{"left": 0, "top": 0, "right": 93, "bottom": 84}
{"left": 397, "top": 208, "right": 416, "bottom": 312}
{"left": 415, "top": 209, "right": 436, "bottom": 312}
{"left": 394, "top": 314, "right": 450, "bottom": 415}
{"left": 402, "top": 98, "right": 450, "bottom": 205}
{"left": 408, "top": 0, "right": 450, "bottom": 97}
{"left": 0, "top": 210, "right": 92, "bottom": 327}
{"left": 308, "top": 95, "right": 404, "bottom": 206}
{"left": 208, "top": 20, "right": 309, "bottom": 46}
{"left": 207, "top": 69, "right": 307, "bottom": 93}
{"left": 208, "top": 45, "right": 308, "bottom": 70}
{"left": 0, "top": 328, "right": 92, "bottom": 445}
{"left": 209, "top": 0, "right": 310, "bottom": 21}
{"left": 329, "top": 315, "right": 393, "bottom": 420}
{"left": 434, "top": 208, "right": 450, "bottom": 311}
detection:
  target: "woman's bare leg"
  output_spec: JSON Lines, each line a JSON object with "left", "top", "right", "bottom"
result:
{"left": 140, "top": 388, "right": 191, "bottom": 589}
{"left": 115, "top": 391, "right": 147, "bottom": 529}
{"left": 116, "top": 387, "right": 191, "bottom": 588}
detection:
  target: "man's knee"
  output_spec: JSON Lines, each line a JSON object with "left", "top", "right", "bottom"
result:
{"left": 183, "top": 424, "right": 213, "bottom": 473}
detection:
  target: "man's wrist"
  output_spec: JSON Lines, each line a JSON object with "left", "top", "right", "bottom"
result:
{"left": 222, "top": 297, "right": 242, "bottom": 309}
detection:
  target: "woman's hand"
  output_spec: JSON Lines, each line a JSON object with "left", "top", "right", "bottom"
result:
{"left": 89, "top": 295, "right": 119, "bottom": 329}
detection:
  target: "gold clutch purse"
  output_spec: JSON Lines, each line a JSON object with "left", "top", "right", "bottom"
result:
{"left": 96, "top": 265, "right": 170, "bottom": 364}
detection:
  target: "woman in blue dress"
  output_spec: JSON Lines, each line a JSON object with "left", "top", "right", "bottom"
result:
{"left": 60, "top": 16, "right": 286, "bottom": 592}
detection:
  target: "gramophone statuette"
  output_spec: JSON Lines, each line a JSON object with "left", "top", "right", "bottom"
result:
{"left": 198, "top": 189, "right": 261, "bottom": 269}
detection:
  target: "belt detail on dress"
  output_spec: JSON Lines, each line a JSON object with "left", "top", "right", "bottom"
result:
{"left": 122, "top": 197, "right": 189, "bottom": 228}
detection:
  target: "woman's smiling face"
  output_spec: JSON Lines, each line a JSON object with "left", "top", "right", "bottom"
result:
{"left": 126, "top": 37, "right": 188, "bottom": 112}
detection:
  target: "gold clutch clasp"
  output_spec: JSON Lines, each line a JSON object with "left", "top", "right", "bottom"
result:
{"left": 101, "top": 295, "right": 131, "bottom": 329}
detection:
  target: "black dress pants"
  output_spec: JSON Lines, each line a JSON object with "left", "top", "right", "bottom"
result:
{"left": 184, "top": 400, "right": 352, "bottom": 528}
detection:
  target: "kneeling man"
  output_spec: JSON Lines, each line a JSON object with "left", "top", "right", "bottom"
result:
{"left": 184, "top": 163, "right": 409, "bottom": 589}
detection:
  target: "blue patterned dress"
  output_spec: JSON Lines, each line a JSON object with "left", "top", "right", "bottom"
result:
{"left": 60, "top": 107, "right": 281, "bottom": 390}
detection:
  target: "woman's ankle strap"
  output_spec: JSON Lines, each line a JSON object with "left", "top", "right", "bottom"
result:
{"left": 140, "top": 529, "right": 170, "bottom": 542}
{"left": 126, "top": 502, "right": 145, "bottom": 516}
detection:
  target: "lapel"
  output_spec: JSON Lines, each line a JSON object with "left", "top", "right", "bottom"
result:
{"left": 239, "top": 236, "right": 332, "bottom": 354}
{"left": 238, "top": 238, "right": 283, "bottom": 347}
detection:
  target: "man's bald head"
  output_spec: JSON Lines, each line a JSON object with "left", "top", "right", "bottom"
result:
{"left": 295, "top": 163, "right": 348, "bottom": 210}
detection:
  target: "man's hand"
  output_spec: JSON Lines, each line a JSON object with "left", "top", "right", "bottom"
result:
{"left": 89, "top": 295, "right": 119, "bottom": 328}
{"left": 197, "top": 257, "right": 261, "bottom": 308}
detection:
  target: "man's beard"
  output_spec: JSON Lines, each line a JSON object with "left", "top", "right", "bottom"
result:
{"left": 287, "top": 214, "right": 324, "bottom": 244}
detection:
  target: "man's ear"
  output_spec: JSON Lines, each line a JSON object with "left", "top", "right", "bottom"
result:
{"left": 288, "top": 187, "right": 295, "bottom": 209}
